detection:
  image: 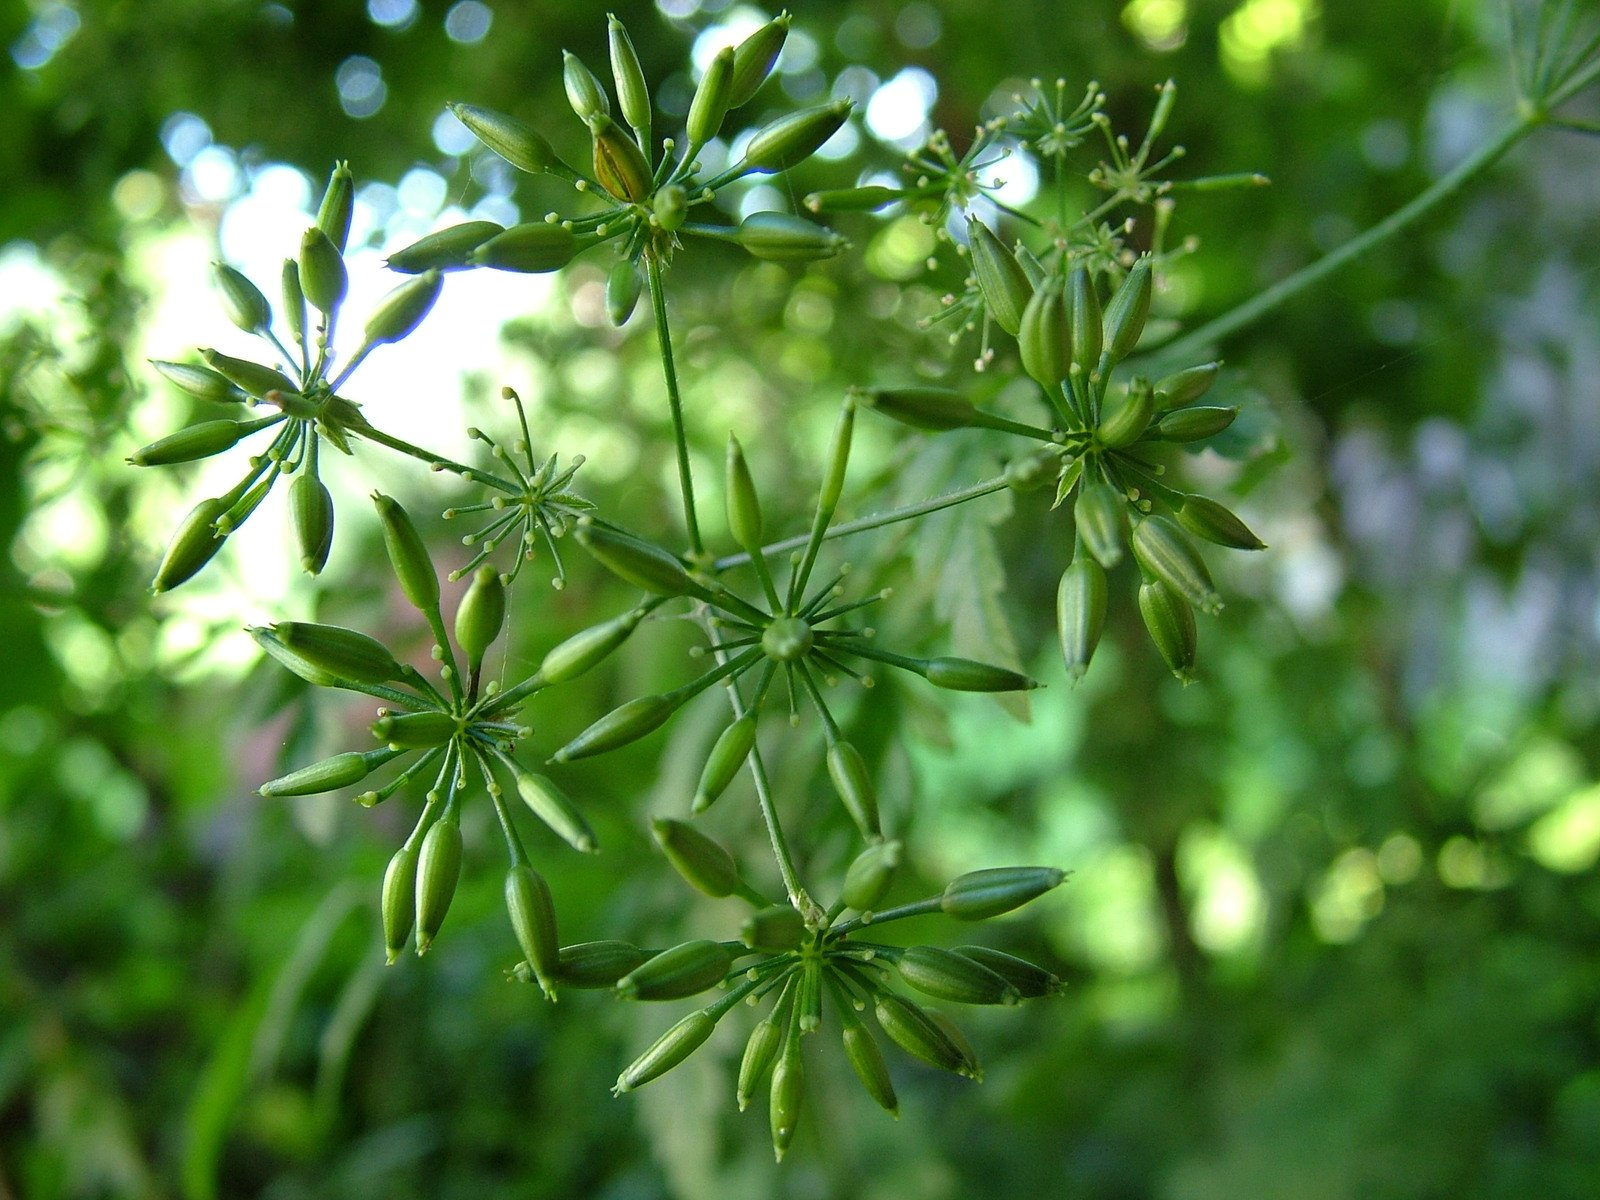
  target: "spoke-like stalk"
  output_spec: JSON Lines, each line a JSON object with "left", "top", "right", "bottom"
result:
{"left": 356, "top": 423, "right": 520, "bottom": 494}
{"left": 645, "top": 253, "right": 704, "bottom": 556}
{"left": 831, "top": 895, "right": 944, "bottom": 937}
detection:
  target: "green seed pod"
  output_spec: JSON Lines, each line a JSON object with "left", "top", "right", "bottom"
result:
{"left": 1018, "top": 275, "right": 1072, "bottom": 390}
{"left": 1132, "top": 515, "right": 1221, "bottom": 615}
{"left": 842, "top": 1019, "right": 898, "bottom": 1117}
{"left": 873, "top": 992, "right": 975, "bottom": 1078}
{"left": 842, "top": 838, "right": 901, "bottom": 913}
{"left": 803, "top": 185, "right": 900, "bottom": 213}
{"left": 448, "top": 103, "right": 557, "bottom": 174}
{"left": 530, "top": 606, "right": 647, "bottom": 686}
{"left": 895, "top": 945, "right": 1019, "bottom": 1006}
{"left": 643, "top": 186, "right": 685, "bottom": 235}
{"left": 591, "top": 114, "right": 653, "bottom": 202}
{"left": 1005, "top": 449, "right": 1058, "bottom": 493}
{"left": 606, "top": 15, "right": 651, "bottom": 141}
{"left": 1056, "top": 557, "right": 1108, "bottom": 682}
{"left": 455, "top": 564, "right": 506, "bottom": 668}
{"left": 653, "top": 817, "right": 742, "bottom": 899}
{"left": 365, "top": 270, "right": 443, "bottom": 346}
{"left": 941, "top": 866, "right": 1066, "bottom": 921}
{"left": 742, "top": 905, "right": 805, "bottom": 952}
{"left": 725, "top": 435, "right": 763, "bottom": 553}
{"left": 248, "top": 624, "right": 338, "bottom": 687}
{"left": 1068, "top": 266, "right": 1102, "bottom": 376}
{"left": 555, "top": 940, "right": 651, "bottom": 988}
{"left": 769, "top": 1035, "right": 803, "bottom": 1161}
{"left": 414, "top": 818, "right": 462, "bottom": 954}
{"left": 967, "top": 218, "right": 1031, "bottom": 338}
{"left": 693, "top": 712, "right": 758, "bottom": 813}
{"left": 387, "top": 221, "right": 504, "bottom": 273}
{"left": 562, "top": 49, "right": 610, "bottom": 123}
{"left": 1102, "top": 259, "right": 1152, "bottom": 363}
{"left": 827, "top": 741, "right": 880, "bottom": 839}
{"left": 258, "top": 748, "right": 390, "bottom": 798}
{"left": 151, "top": 360, "right": 240, "bottom": 404}
{"left": 606, "top": 260, "right": 643, "bottom": 325}
{"left": 738, "top": 1005, "right": 785, "bottom": 1111}
{"left": 129, "top": 419, "right": 256, "bottom": 467}
{"left": 299, "top": 226, "right": 347, "bottom": 315}
{"left": 797, "top": 957, "right": 823, "bottom": 1035}
{"left": 506, "top": 864, "right": 560, "bottom": 998}
{"left": 687, "top": 46, "right": 734, "bottom": 146}
{"left": 742, "top": 100, "right": 852, "bottom": 173}
{"left": 213, "top": 262, "right": 271, "bottom": 333}
{"left": 574, "top": 520, "right": 698, "bottom": 597}
{"left": 373, "top": 492, "right": 440, "bottom": 615}
{"left": 290, "top": 473, "right": 334, "bottom": 575}
{"left": 858, "top": 385, "right": 977, "bottom": 431}
{"left": 925, "top": 1009, "right": 982, "bottom": 1080}
{"left": 1014, "top": 243, "right": 1046, "bottom": 288}
{"left": 372, "top": 710, "right": 458, "bottom": 749}
{"left": 1075, "top": 479, "right": 1129, "bottom": 569}
{"left": 1098, "top": 377, "right": 1155, "bottom": 448}
{"left": 199, "top": 348, "right": 297, "bottom": 398}
{"left": 615, "top": 1010, "right": 716, "bottom": 1093}
{"left": 920, "top": 656, "right": 1036, "bottom": 693}
{"left": 316, "top": 161, "right": 355, "bottom": 252}
{"left": 274, "top": 621, "right": 403, "bottom": 685}
{"left": 469, "top": 222, "right": 579, "bottom": 273}
{"left": 1177, "top": 494, "right": 1265, "bottom": 550}
{"left": 952, "top": 946, "right": 1063, "bottom": 998}
{"left": 1138, "top": 578, "right": 1197, "bottom": 681}
{"left": 735, "top": 211, "right": 845, "bottom": 262}
{"left": 1155, "top": 361, "right": 1220, "bottom": 409}
{"left": 381, "top": 845, "right": 417, "bottom": 963}
{"left": 615, "top": 939, "right": 733, "bottom": 1000}
{"left": 1150, "top": 405, "right": 1239, "bottom": 443}
{"left": 818, "top": 398, "right": 855, "bottom": 521}
{"left": 514, "top": 768, "right": 597, "bottom": 854}
{"left": 552, "top": 693, "right": 677, "bottom": 763}
{"left": 729, "top": 11, "right": 790, "bottom": 107}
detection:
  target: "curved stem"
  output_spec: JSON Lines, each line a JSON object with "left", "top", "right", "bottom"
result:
{"left": 645, "top": 253, "right": 704, "bottom": 556}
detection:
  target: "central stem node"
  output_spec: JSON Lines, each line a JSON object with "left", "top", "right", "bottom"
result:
{"left": 761, "top": 616, "right": 813, "bottom": 663}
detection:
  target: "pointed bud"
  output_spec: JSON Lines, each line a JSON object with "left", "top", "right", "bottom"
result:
{"left": 151, "top": 360, "right": 241, "bottom": 404}
{"left": 248, "top": 624, "right": 338, "bottom": 687}
{"left": 506, "top": 864, "right": 560, "bottom": 999}
{"left": 842, "top": 839, "right": 901, "bottom": 913}
{"left": 734, "top": 211, "right": 845, "bottom": 262}
{"left": 258, "top": 749, "right": 392, "bottom": 798}
{"left": 686, "top": 47, "right": 734, "bottom": 146}
{"left": 299, "top": 226, "right": 347, "bottom": 314}
{"left": 742, "top": 100, "right": 852, "bottom": 173}
{"left": 449, "top": 103, "right": 558, "bottom": 174}
{"left": 967, "top": 218, "right": 1031, "bottom": 337}
{"left": 606, "top": 259, "right": 643, "bottom": 324}
{"left": 562, "top": 50, "right": 610, "bottom": 123}
{"left": 269, "top": 621, "right": 403, "bottom": 685}
{"left": 365, "top": 270, "right": 443, "bottom": 346}
{"left": 574, "top": 519, "right": 700, "bottom": 596}
{"left": 199, "top": 348, "right": 297, "bottom": 398}
{"left": 857, "top": 385, "right": 977, "bottom": 431}
{"left": 919, "top": 656, "right": 1036, "bottom": 693}
{"left": 1098, "top": 377, "right": 1155, "bottom": 448}
{"left": 652, "top": 817, "right": 743, "bottom": 898}
{"left": 1103, "top": 259, "right": 1152, "bottom": 363}
{"left": 554, "top": 940, "right": 650, "bottom": 988}
{"left": 738, "top": 1006, "right": 784, "bottom": 1111}
{"left": 1155, "top": 361, "right": 1220, "bottom": 409}
{"left": 693, "top": 712, "right": 758, "bottom": 812}
{"left": 742, "top": 905, "right": 805, "bottom": 952}
{"left": 940, "top": 866, "right": 1066, "bottom": 921}
{"left": 129, "top": 419, "right": 258, "bottom": 467}
{"left": 769, "top": 1035, "right": 803, "bottom": 1160}
{"left": 1056, "top": 557, "right": 1108, "bottom": 682}
{"left": 281, "top": 260, "right": 306, "bottom": 345}
{"left": 414, "top": 818, "right": 462, "bottom": 953}
{"left": 373, "top": 492, "right": 440, "bottom": 615}
{"left": 513, "top": 768, "right": 597, "bottom": 853}
{"left": 725, "top": 435, "right": 763, "bottom": 553}
{"left": 315, "top": 161, "right": 355, "bottom": 252}
{"left": 894, "top": 945, "right": 1019, "bottom": 1005}
{"left": 387, "top": 221, "right": 504, "bottom": 273}
{"left": 1068, "top": 266, "right": 1102, "bottom": 375}
{"left": 1018, "top": 276, "right": 1072, "bottom": 389}
{"left": 953, "top": 946, "right": 1063, "bottom": 998}
{"left": 455, "top": 564, "right": 506, "bottom": 668}
{"left": 842, "top": 1020, "right": 898, "bottom": 1117}
{"left": 291, "top": 473, "right": 334, "bottom": 574}
{"left": 817, "top": 398, "right": 855, "bottom": 522}
{"left": 1150, "top": 405, "right": 1238, "bottom": 442}
{"left": 1138, "top": 578, "right": 1197, "bottom": 680}
{"left": 371, "top": 710, "right": 458, "bottom": 749}
{"left": 729, "top": 11, "right": 790, "bottom": 107}
{"left": 530, "top": 606, "right": 648, "bottom": 686}
{"left": 615, "top": 1010, "right": 717, "bottom": 1093}
{"left": 615, "top": 939, "right": 733, "bottom": 1000}
{"left": 591, "top": 114, "right": 653, "bottom": 202}
{"left": 606, "top": 15, "right": 651, "bottom": 141}
{"left": 1075, "top": 479, "right": 1129, "bottom": 569}
{"left": 1132, "top": 515, "right": 1221, "bottom": 614}
{"left": 827, "top": 742, "right": 880, "bottom": 839}
{"left": 381, "top": 845, "right": 417, "bottom": 963}
{"left": 213, "top": 262, "right": 272, "bottom": 333}
{"left": 873, "top": 992, "right": 976, "bottom": 1078}
{"left": 551, "top": 693, "right": 678, "bottom": 763}
{"left": 1177, "top": 494, "right": 1265, "bottom": 550}
{"left": 469, "top": 222, "right": 579, "bottom": 273}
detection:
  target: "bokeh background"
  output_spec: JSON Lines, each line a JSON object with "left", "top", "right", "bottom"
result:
{"left": 5, "top": 0, "right": 1600, "bottom": 1196}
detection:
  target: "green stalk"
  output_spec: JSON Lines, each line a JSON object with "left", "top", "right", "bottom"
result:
{"left": 356, "top": 423, "right": 520, "bottom": 495}
{"left": 645, "top": 253, "right": 704, "bottom": 556}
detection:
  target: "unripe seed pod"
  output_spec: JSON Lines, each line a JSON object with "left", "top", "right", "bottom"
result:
{"left": 200, "top": 348, "right": 297, "bottom": 398}
{"left": 414, "top": 818, "right": 462, "bottom": 953}
{"left": 1098, "top": 377, "right": 1155, "bottom": 448}
{"left": 804, "top": 185, "right": 900, "bottom": 213}
{"left": 606, "top": 15, "right": 651, "bottom": 140}
{"left": 770, "top": 1035, "right": 803, "bottom": 1161}
{"left": 387, "top": 221, "right": 504, "bottom": 273}
{"left": 827, "top": 741, "right": 880, "bottom": 839}
{"left": 858, "top": 385, "right": 976, "bottom": 431}
{"left": 1005, "top": 448, "right": 1057, "bottom": 492}
{"left": 606, "top": 260, "right": 643, "bottom": 325}
{"left": 455, "top": 564, "right": 506, "bottom": 668}
{"left": 281, "top": 260, "right": 306, "bottom": 345}
{"left": 921, "top": 656, "right": 1036, "bottom": 693}
{"left": 925, "top": 1008, "right": 982, "bottom": 1080}
{"left": 316, "top": 161, "right": 355, "bottom": 253}
{"left": 742, "top": 905, "right": 805, "bottom": 952}
{"left": 652, "top": 816, "right": 743, "bottom": 898}
{"left": 817, "top": 398, "right": 855, "bottom": 520}
{"left": 687, "top": 46, "right": 734, "bottom": 145}
{"left": 738, "top": 1006, "right": 784, "bottom": 1111}
{"left": 874, "top": 992, "right": 976, "bottom": 1078}
{"left": 967, "top": 218, "right": 1031, "bottom": 337}
{"left": 130, "top": 419, "right": 256, "bottom": 467}
{"left": 448, "top": 103, "right": 557, "bottom": 174}
{"left": 1150, "top": 405, "right": 1239, "bottom": 442}
{"left": 725, "top": 435, "right": 763, "bottom": 552}
{"left": 552, "top": 693, "right": 677, "bottom": 762}
{"left": 555, "top": 940, "right": 650, "bottom": 988}
{"left": 381, "top": 845, "right": 417, "bottom": 963}
{"left": 514, "top": 768, "right": 597, "bottom": 853}
{"left": 1075, "top": 479, "right": 1129, "bottom": 569}
{"left": 693, "top": 712, "right": 757, "bottom": 812}
{"left": 941, "top": 866, "right": 1066, "bottom": 921}
{"left": 615, "top": 939, "right": 733, "bottom": 1000}
{"left": 842, "top": 1020, "right": 898, "bottom": 1116}
{"left": 373, "top": 492, "right": 440, "bottom": 614}
{"left": 248, "top": 624, "right": 338, "bottom": 687}
{"left": 470, "top": 222, "right": 579, "bottom": 273}
{"left": 365, "top": 270, "right": 442, "bottom": 346}
{"left": 1138, "top": 578, "right": 1197, "bottom": 680}
{"left": 735, "top": 211, "right": 845, "bottom": 262}
{"left": 1132, "top": 515, "right": 1222, "bottom": 614}
{"left": 1068, "top": 266, "right": 1102, "bottom": 376}
{"left": 258, "top": 748, "right": 390, "bottom": 797}
{"left": 729, "top": 11, "right": 790, "bottom": 107}
{"left": 291, "top": 473, "right": 334, "bottom": 574}
{"left": 1103, "top": 258, "right": 1152, "bottom": 363}
{"left": 952, "top": 946, "right": 1063, "bottom": 998}
{"left": 895, "top": 945, "right": 1020, "bottom": 1005}
{"left": 842, "top": 838, "right": 901, "bottom": 912}
{"left": 272, "top": 621, "right": 403, "bottom": 684}
{"left": 1155, "top": 361, "right": 1220, "bottom": 409}
{"left": 151, "top": 360, "right": 240, "bottom": 404}
{"left": 575, "top": 519, "right": 698, "bottom": 596}
{"left": 591, "top": 115, "right": 653, "bottom": 202}
{"left": 1178, "top": 494, "right": 1265, "bottom": 550}
{"left": 1018, "top": 275, "right": 1072, "bottom": 389}
{"left": 506, "top": 863, "right": 560, "bottom": 998}
{"left": 652, "top": 183, "right": 687, "bottom": 231}
{"left": 742, "top": 100, "right": 852, "bottom": 173}
{"left": 1057, "top": 557, "right": 1108, "bottom": 682}
{"left": 1014, "top": 243, "right": 1046, "bottom": 288}
{"left": 299, "top": 226, "right": 347, "bottom": 314}
{"left": 372, "top": 710, "right": 458, "bottom": 749}
{"left": 531, "top": 606, "right": 647, "bottom": 686}
{"left": 213, "top": 262, "right": 271, "bottom": 333}
{"left": 615, "top": 1010, "right": 716, "bottom": 1093}
{"left": 562, "top": 50, "right": 610, "bottom": 123}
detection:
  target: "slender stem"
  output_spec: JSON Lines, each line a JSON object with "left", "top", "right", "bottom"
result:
{"left": 356, "top": 423, "right": 520, "bottom": 494}
{"left": 645, "top": 253, "right": 704, "bottom": 556}
{"left": 831, "top": 895, "right": 943, "bottom": 937}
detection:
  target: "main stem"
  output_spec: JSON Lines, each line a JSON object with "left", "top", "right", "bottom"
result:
{"left": 646, "top": 253, "right": 704, "bottom": 558}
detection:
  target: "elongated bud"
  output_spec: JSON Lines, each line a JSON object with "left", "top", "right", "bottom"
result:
{"left": 615, "top": 1010, "right": 716, "bottom": 1094}
{"left": 574, "top": 519, "right": 699, "bottom": 597}
{"left": 735, "top": 211, "right": 845, "bottom": 262}
{"left": 469, "top": 222, "right": 579, "bottom": 273}
{"left": 373, "top": 492, "right": 440, "bottom": 614}
{"left": 552, "top": 693, "right": 677, "bottom": 763}
{"left": 1068, "top": 267, "right": 1102, "bottom": 375}
{"left": 562, "top": 50, "right": 610, "bottom": 123}
{"left": 925, "top": 1008, "right": 982, "bottom": 1079}
{"left": 895, "top": 945, "right": 1019, "bottom": 1005}
{"left": 316, "top": 161, "right": 354, "bottom": 252}
{"left": 953, "top": 946, "right": 1063, "bottom": 998}
{"left": 506, "top": 864, "right": 560, "bottom": 999}
{"left": 271, "top": 621, "right": 403, "bottom": 684}
{"left": 448, "top": 103, "right": 557, "bottom": 174}
{"left": 281, "top": 261, "right": 306, "bottom": 345}
{"left": 842, "top": 838, "right": 900, "bottom": 912}
{"left": 299, "top": 226, "right": 347, "bottom": 315}
{"left": 615, "top": 939, "right": 733, "bottom": 1000}
{"left": 381, "top": 845, "right": 417, "bottom": 963}
{"left": 742, "top": 905, "right": 805, "bottom": 952}
{"left": 530, "top": 606, "right": 647, "bottom": 686}
{"left": 857, "top": 384, "right": 976, "bottom": 431}
{"left": 151, "top": 360, "right": 240, "bottom": 404}
{"left": 1057, "top": 557, "right": 1107, "bottom": 682}
{"left": 874, "top": 992, "right": 977, "bottom": 1078}
{"left": 455, "top": 564, "right": 506, "bottom": 669}
{"left": 414, "top": 818, "right": 462, "bottom": 953}
{"left": 258, "top": 748, "right": 392, "bottom": 797}
{"left": 1005, "top": 448, "right": 1058, "bottom": 492}
{"left": 213, "top": 262, "right": 271, "bottom": 333}
{"left": 920, "top": 656, "right": 1036, "bottom": 692}
{"left": 730, "top": 11, "right": 790, "bottom": 106}
{"left": 291, "top": 473, "right": 334, "bottom": 574}
{"left": 804, "top": 185, "right": 900, "bottom": 213}
{"left": 1150, "top": 405, "right": 1238, "bottom": 442}
{"left": 1132, "top": 515, "right": 1221, "bottom": 614}
{"left": 591, "top": 114, "right": 653, "bottom": 201}
{"left": 738, "top": 1007, "right": 784, "bottom": 1110}
{"left": 693, "top": 712, "right": 757, "bottom": 812}
{"left": 1075, "top": 479, "right": 1129, "bottom": 569}
{"left": 770, "top": 1035, "right": 803, "bottom": 1160}
{"left": 372, "top": 710, "right": 458, "bottom": 749}
{"left": 248, "top": 624, "right": 338, "bottom": 687}
{"left": 842, "top": 1019, "right": 898, "bottom": 1117}
{"left": 199, "top": 348, "right": 297, "bottom": 398}
{"left": 652, "top": 183, "right": 687, "bottom": 231}
{"left": 967, "top": 218, "right": 1031, "bottom": 337}
{"left": 1177, "top": 494, "right": 1265, "bottom": 550}
{"left": 606, "top": 259, "right": 643, "bottom": 324}
{"left": 1155, "top": 361, "right": 1220, "bottom": 409}
{"left": 365, "top": 270, "right": 442, "bottom": 346}
{"left": 742, "top": 100, "right": 852, "bottom": 173}
{"left": 1098, "top": 377, "right": 1155, "bottom": 448}
{"left": 514, "top": 768, "right": 597, "bottom": 853}
{"left": 1018, "top": 276, "right": 1072, "bottom": 389}
{"left": 827, "top": 742, "right": 880, "bottom": 839}
{"left": 1138, "top": 578, "right": 1196, "bottom": 680}
{"left": 387, "top": 221, "right": 504, "bottom": 273}
{"left": 725, "top": 435, "right": 763, "bottom": 553}
{"left": 652, "top": 817, "right": 743, "bottom": 898}
{"left": 554, "top": 940, "right": 650, "bottom": 988}
{"left": 817, "top": 398, "right": 855, "bottom": 521}
{"left": 1103, "top": 259, "right": 1152, "bottom": 363}
{"left": 687, "top": 46, "right": 734, "bottom": 145}
{"left": 941, "top": 866, "right": 1066, "bottom": 921}
{"left": 1014, "top": 242, "right": 1046, "bottom": 288}
{"left": 606, "top": 15, "right": 651, "bottom": 140}
{"left": 130, "top": 419, "right": 258, "bottom": 467}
